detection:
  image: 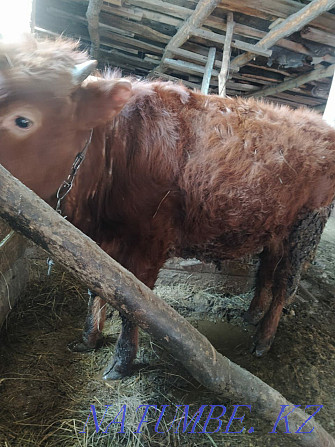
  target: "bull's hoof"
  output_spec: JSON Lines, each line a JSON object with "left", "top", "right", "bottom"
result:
{"left": 244, "top": 308, "right": 264, "bottom": 326}
{"left": 251, "top": 335, "right": 274, "bottom": 357}
{"left": 67, "top": 338, "right": 102, "bottom": 353}
{"left": 103, "top": 359, "right": 132, "bottom": 380}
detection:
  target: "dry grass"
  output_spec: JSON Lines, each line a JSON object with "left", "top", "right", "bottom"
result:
{"left": 0, "top": 228, "right": 335, "bottom": 447}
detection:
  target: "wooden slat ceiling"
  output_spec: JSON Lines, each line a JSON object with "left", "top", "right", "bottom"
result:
{"left": 34, "top": 0, "right": 335, "bottom": 110}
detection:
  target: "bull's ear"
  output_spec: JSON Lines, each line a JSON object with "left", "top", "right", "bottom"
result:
{"left": 75, "top": 79, "right": 132, "bottom": 128}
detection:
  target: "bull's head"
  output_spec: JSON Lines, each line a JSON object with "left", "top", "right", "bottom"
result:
{"left": 0, "top": 38, "right": 132, "bottom": 202}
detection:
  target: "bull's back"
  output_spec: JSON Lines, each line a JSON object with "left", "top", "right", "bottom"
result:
{"left": 179, "top": 95, "right": 335, "bottom": 248}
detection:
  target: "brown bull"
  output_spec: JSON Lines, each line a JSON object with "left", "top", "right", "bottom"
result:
{"left": 0, "top": 38, "right": 335, "bottom": 379}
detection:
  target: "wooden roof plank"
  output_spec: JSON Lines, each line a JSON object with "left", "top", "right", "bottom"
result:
{"left": 192, "top": 26, "right": 310, "bottom": 57}
{"left": 125, "top": 0, "right": 191, "bottom": 20}
{"left": 218, "top": 0, "right": 335, "bottom": 33}
{"left": 47, "top": 6, "right": 135, "bottom": 37}
{"left": 79, "top": 0, "right": 318, "bottom": 57}
{"left": 230, "top": 0, "right": 335, "bottom": 71}
{"left": 103, "top": 33, "right": 164, "bottom": 54}
{"left": 301, "top": 26, "right": 335, "bottom": 48}
{"left": 247, "top": 63, "right": 335, "bottom": 98}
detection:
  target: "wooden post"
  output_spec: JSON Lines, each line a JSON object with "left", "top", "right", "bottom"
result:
{"left": 86, "top": 0, "right": 104, "bottom": 59}
{"left": 0, "top": 165, "right": 334, "bottom": 447}
{"left": 247, "top": 63, "right": 335, "bottom": 98}
{"left": 201, "top": 47, "right": 216, "bottom": 94}
{"left": 323, "top": 72, "right": 335, "bottom": 127}
{"left": 230, "top": 0, "right": 335, "bottom": 71}
{"left": 218, "top": 12, "right": 234, "bottom": 97}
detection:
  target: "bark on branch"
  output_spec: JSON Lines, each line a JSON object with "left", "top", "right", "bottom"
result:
{"left": 86, "top": 0, "right": 103, "bottom": 60}
{"left": 218, "top": 12, "right": 234, "bottom": 97}
{"left": 0, "top": 164, "right": 334, "bottom": 447}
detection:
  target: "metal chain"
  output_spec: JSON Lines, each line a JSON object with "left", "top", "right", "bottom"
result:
{"left": 47, "top": 129, "right": 93, "bottom": 276}
{"left": 55, "top": 129, "right": 93, "bottom": 215}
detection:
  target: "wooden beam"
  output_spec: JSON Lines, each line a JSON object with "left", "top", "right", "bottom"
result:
{"left": 230, "top": 0, "right": 335, "bottom": 71}
{"left": 169, "top": 47, "right": 238, "bottom": 73}
{"left": 232, "top": 40, "right": 272, "bottom": 57}
{"left": 219, "top": 12, "right": 234, "bottom": 97}
{"left": 191, "top": 27, "right": 225, "bottom": 44}
{"left": 157, "top": 0, "right": 221, "bottom": 71}
{"left": 104, "top": 0, "right": 122, "bottom": 5}
{"left": 128, "top": 0, "right": 317, "bottom": 59}
{"left": 151, "top": 57, "right": 220, "bottom": 77}
{"left": 248, "top": 63, "right": 335, "bottom": 98}
{"left": 86, "top": 0, "right": 103, "bottom": 59}
{"left": 57, "top": 0, "right": 313, "bottom": 57}
{"left": 192, "top": 24, "right": 311, "bottom": 57}
{"left": 323, "top": 72, "right": 335, "bottom": 127}
{"left": 190, "top": 29, "right": 271, "bottom": 57}
{"left": 0, "top": 163, "right": 334, "bottom": 447}
{"left": 201, "top": 47, "right": 216, "bottom": 93}
{"left": 170, "top": 47, "right": 215, "bottom": 66}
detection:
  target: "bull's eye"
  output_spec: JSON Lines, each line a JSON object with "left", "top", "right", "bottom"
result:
{"left": 1, "top": 106, "right": 41, "bottom": 138}
{"left": 15, "top": 116, "right": 32, "bottom": 129}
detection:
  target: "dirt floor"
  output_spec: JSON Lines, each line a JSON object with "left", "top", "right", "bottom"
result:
{"left": 0, "top": 217, "right": 334, "bottom": 447}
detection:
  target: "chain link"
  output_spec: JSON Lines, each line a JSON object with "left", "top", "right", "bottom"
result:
{"left": 47, "top": 129, "right": 93, "bottom": 277}
{"left": 55, "top": 129, "right": 93, "bottom": 215}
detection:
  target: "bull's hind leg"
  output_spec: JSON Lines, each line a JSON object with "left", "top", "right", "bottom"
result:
{"left": 253, "top": 206, "right": 332, "bottom": 357}
{"left": 68, "top": 292, "right": 108, "bottom": 352}
{"left": 252, "top": 251, "right": 289, "bottom": 357}
{"left": 244, "top": 247, "right": 278, "bottom": 325}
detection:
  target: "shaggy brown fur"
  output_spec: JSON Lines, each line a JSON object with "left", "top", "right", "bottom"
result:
{"left": 1, "top": 38, "right": 335, "bottom": 379}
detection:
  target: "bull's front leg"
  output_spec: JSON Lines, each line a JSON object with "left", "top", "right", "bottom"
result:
{"left": 68, "top": 291, "right": 108, "bottom": 352}
{"left": 103, "top": 315, "right": 138, "bottom": 380}
{"left": 101, "top": 239, "right": 170, "bottom": 379}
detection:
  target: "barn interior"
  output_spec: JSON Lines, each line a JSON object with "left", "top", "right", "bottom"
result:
{"left": 33, "top": 0, "right": 335, "bottom": 111}
{"left": 0, "top": 1, "right": 335, "bottom": 446}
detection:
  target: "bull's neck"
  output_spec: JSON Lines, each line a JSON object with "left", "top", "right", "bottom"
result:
{"left": 61, "top": 128, "right": 107, "bottom": 236}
